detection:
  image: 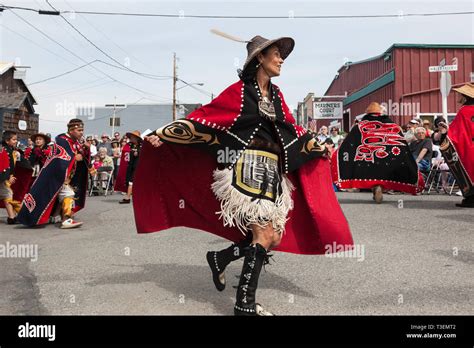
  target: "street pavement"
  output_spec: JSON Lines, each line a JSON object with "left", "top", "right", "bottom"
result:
{"left": 0, "top": 192, "right": 472, "bottom": 315}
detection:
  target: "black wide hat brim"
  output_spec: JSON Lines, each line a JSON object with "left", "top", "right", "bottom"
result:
{"left": 31, "top": 133, "right": 51, "bottom": 144}
{"left": 242, "top": 37, "right": 295, "bottom": 74}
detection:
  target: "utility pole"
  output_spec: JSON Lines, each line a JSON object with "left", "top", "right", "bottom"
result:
{"left": 105, "top": 97, "right": 126, "bottom": 137}
{"left": 172, "top": 53, "right": 177, "bottom": 121}
{"left": 112, "top": 96, "right": 117, "bottom": 136}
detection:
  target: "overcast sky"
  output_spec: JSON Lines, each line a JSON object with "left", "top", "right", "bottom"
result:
{"left": 0, "top": 0, "right": 473, "bottom": 135}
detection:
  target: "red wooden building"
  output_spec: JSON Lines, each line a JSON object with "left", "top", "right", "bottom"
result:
{"left": 305, "top": 44, "right": 474, "bottom": 132}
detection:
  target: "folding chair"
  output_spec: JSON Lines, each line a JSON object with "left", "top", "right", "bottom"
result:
{"left": 89, "top": 166, "right": 114, "bottom": 196}
{"left": 422, "top": 161, "right": 439, "bottom": 194}
{"left": 427, "top": 163, "right": 456, "bottom": 195}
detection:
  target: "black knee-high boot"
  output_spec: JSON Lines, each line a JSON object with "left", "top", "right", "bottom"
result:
{"left": 206, "top": 234, "right": 252, "bottom": 291}
{"left": 234, "top": 243, "right": 273, "bottom": 316}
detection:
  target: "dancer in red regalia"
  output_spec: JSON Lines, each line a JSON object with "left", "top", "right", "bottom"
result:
{"left": 24, "top": 132, "right": 52, "bottom": 180}
{"left": 432, "top": 83, "right": 474, "bottom": 208}
{"left": 114, "top": 141, "right": 131, "bottom": 194}
{"left": 133, "top": 31, "right": 353, "bottom": 315}
{"left": 332, "top": 102, "right": 424, "bottom": 203}
{"left": 17, "top": 119, "right": 90, "bottom": 229}
{"left": 0, "top": 131, "right": 33, "bottom": 224}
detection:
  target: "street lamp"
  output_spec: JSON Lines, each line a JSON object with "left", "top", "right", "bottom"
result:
{"left": 176, "top": 82, "right": 204, "bottom": 91}
{"left": 173, "top": 81, "right": 205, "bottom": 120}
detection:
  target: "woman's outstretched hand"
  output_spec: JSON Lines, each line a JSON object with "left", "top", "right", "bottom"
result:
{"left": 145, "top": 135, "right": 163, "bottom": 148}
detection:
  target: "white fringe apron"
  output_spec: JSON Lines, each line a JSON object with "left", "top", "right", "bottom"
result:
{"left": 211, "top": 149, "right": 294, "bottom": 236}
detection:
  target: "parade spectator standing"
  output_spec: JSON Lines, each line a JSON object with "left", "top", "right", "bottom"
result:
{"left": 404, "top": 119, "right": 419, "bottom": 144}
{"left": 423, "top": 120, "right": 433, "bottom": 137}
{"left": 409, "top": 127, "right": 433, "bottom": 172}
{"left": 97, "top": 133, "right": 112, "bottom": 156}
{"left": 324, "top": 138, "right": 336, "bottom": 158}
{"left": 92, "top": 139, "right": 99, "bottom": 149}
{"left": 329, "top": 127, "right": 343, "bottom": 149}
{"left": 113, "top": 132, "right": 121, "bottom": 143}
{"left": 86, "top": 136, "right": 97, "bottom": 157}
{"left": 317, "top": 126, "right": 329, "bottom": 143}
{"left": 111, "top": 141, "right": 121, "bottom": 182}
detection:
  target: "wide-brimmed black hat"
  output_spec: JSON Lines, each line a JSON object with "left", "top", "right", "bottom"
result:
{"left": 242, "top": 35, "right": 295, "bottom": 74}
{"left": 210, "top": 29, "right": 294, "bottom": 76}
{"left": 30, "top": 132, "right": 51, "bottom": 144}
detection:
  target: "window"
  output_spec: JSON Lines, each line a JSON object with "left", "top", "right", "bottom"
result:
{"left": 109, "top": 117, "right": 120, "bottom": 127}
{"left": 417, "top": 113, "right": 456, "bottom": 125}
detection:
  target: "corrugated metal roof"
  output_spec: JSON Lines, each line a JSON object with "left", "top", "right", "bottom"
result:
{"left": 340, "top": 44, "right": 474, "bottom": 70}
{"left": 343, "top": 70, "right": 395, "bottom": 106}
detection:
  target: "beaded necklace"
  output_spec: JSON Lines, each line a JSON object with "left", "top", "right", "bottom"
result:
{"left": 254, "top": 78, "right": 276, "bottom": 122}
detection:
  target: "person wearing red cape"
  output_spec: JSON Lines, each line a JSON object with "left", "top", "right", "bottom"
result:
{"left": 0, "top": 131, "right": 33, "bottom": 224}
{"left": 134, "top": 32, "right": 353, "bottom": 316}
{"left": 432, "top": 83, "right": 474, "bottom": 208}
{"left": 118, "top": 131, "right": 142, "bottom": 204}
{"left": 17, "top": 119, "right": 90, "bottom": 229}
{"left": 331, "top": 102, "right": 424, "bottom": 203}
{"left": 113, "top": 141, "right": 131, "bottom": 194}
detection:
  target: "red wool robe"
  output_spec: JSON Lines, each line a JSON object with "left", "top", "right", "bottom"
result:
{"left": 114, "top": 143, "right": 131, "bottom": 193}
{"left": 448, "top": 105, "right": 474, "bottom": 185}
{"left": 133, "top": 80, "right": 353, "bottom": 255}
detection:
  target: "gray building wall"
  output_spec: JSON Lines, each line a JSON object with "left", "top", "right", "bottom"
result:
{"left": 77, "top": 103, "right": 201, "bottom": 138}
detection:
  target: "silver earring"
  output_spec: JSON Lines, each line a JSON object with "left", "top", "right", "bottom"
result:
{"left": 256, "top": 62, "right": 261, "bottom": 68}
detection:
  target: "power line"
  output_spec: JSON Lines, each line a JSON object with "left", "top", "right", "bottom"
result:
{"left": 44, "top": 1, "right": 178, "bottom": 82}
{"left": 4, "top": 7, "right": 171, "bottom": 100}
{"left": 39, "top": 78, "right": 112, "bottom": 98}
{"left": 5, "top": 7, "right": 104, "bottom": 80}
{"left": 61, "top": 10, "right": 474, "bottom": 19}
{"left": 95, "top": 60, "right": 172, "bottom": 80}
{"left": 45, "top": 1, "right": 174, "bottom": 83}
{"left": 62, "top": 0, "right": 155, "bottom": 71}
{"left": 29, "top": 60, "right": 99, "bottom": 85}
{"left": 1, "top": 5, "right": 473, "bottom": 19}
{"left": 58, "top": 13, "right": 135, "bottom": 73}
{"left": 5, "top": 4, "right": 218, "bottom": 103}
{"left": 0, "top": 20, "right": 171, "bottom": 101}
{"left": 0, "top": 23, "right": 88, "bottom": 68}
{"left": 29, "top": 59, "right": 173, "bottom": 85}
{"left": 39, "top": 0, "right": 104, "bottom": 78}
